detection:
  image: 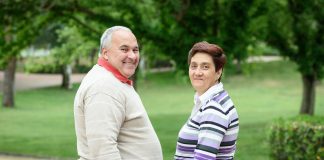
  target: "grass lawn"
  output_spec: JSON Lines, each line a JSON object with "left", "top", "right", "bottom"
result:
{"left": 0, "top": 60, "right": 323, "bottom": 159}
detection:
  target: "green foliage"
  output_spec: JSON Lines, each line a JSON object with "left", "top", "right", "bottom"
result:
{"left": 152, "top": 0, "right": 224, "bottom": 72}
{"left": 0, "top": 0, "right": 54, "bottom": 67}
{"left": 51, "top": 25, "right": 97, "bottom": 66}
{"left": 24, "top": 56, "right": 61, "bottom": 74}
{"left": 220, "top": 0, "right": 254, "bottom": 62}
{"left": 22, "top": 24, "right": 97, "bottom": 74}
{"left": 269, "top": 116, "right": 324, "bottom": 160}
{"left": 266, "top": 0, "right": 324, "bottom": 79}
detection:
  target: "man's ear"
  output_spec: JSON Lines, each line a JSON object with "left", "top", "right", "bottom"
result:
{"left": 102, "top": 48, "right": 109, "bottom": 60}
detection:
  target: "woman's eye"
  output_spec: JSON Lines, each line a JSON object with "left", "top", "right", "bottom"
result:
{"left": 202, "top": 65, "right": 209, "bottom": 70}
{"left": 190, "top": 65, "right": 197, "bottom": 69}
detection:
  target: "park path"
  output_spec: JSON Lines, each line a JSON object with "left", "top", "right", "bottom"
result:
{"left": 0, "top": 72, "right": 85, "bottom": 91}
{"left": 0, "top": 155, "right": 49, "bottom": 160}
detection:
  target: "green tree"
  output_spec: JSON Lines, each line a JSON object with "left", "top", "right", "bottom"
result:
{"left": 0, "top": 0, "right": 53, "bottom": 107}
{"left": 266, "top": 0, "right": 324, "bottom": 115}
{"left": 148, "top": 0, "right": 261, "bottom": 74}
{"left": 153, "top": 0, "right": 222, "bottom": 72}
{"left": 1, "top": 0, "right": 164, "bottom": 107}
{"left": 220, "top": 0, "right": 255, "bottom": 74}
{"left": 51, "top": 25, "right": 96, "bottom": 89}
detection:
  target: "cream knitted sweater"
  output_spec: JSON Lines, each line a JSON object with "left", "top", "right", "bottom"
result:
{"left": 74, "top": 65, "right": 163, "bottom": 160}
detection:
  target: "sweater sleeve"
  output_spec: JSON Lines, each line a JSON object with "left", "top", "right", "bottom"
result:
{"left": 84, "top": 92, "right": 125, "bottom": 160}
{"left": 194, "top": 104, "right": 229, "bottom": 160}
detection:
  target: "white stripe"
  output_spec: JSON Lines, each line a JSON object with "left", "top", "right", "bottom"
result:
{"left": 222, "top": 100, "right": 234, "bottom": 109}
{"left": 200, "top": 110, "right": 229, "bottom": 120}
{"left": 225, "top": 128, "right": 239, "bottom": 135}
{"left": 175, "top": 152, "right": 194, "bottom": 157}
{"left": 199, "top": 132, "right": 222, "bottom": 141}
{"left": 188, "top": 121, "right": 199, "bottom": 128}
{"left": 195, "top": 149, "right": 216, "bottom": 157}
{"left": 177, "top": 142, "right": 196, "bottom": 148}
{"left": 182, "top": 126, "right": 199, "bottom": 134}
{"left": 230, "top": 120, "right": 239, "bottom": 126}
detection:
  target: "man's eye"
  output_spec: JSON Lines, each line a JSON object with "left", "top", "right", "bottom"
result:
{"left": 133, "top": 49, "right": 139, "bottom": 53}
{"left": 121, "top": 48, "right": 128, "bottom": 52}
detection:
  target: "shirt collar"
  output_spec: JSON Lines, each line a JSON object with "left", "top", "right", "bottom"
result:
{"left": 97, "top": 57, "right": 133, "bottom": 86}
{"left": 194, "top": 82, "right": 224, "bottom": 106}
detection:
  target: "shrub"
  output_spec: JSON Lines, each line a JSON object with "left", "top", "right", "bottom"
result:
{"left": 269, "top": 115, "right": 324, "bottom": 160}
{"left": 24, "top": 56, "right": 61, "bottom": 73}
{"left": 74, "top": 64, "right": 92, "bottom": 73}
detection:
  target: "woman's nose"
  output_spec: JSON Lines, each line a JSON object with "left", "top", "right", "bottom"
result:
{"left": 196, "top": 70, "right": 203, "bottom": 76}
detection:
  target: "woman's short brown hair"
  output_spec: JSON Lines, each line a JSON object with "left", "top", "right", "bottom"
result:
{"left": 188, "top": 41, "right": 227, "bottom": 72}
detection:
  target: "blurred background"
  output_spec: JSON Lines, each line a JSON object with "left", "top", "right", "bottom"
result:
{"left": 0, "top": 0, "right": 323, "bottom": 159}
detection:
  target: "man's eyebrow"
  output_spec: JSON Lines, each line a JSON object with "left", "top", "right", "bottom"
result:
{"left": 119, "top": 45, "right": 129, "bottom": 48}
{"left": 119, "top": 45, "right": 139, "bottom": 49}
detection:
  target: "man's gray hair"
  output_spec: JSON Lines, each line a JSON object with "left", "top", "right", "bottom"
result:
{"left": 98, "top": 26, "right": 132, "bottom": 56}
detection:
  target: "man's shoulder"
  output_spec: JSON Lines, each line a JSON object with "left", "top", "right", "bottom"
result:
{"left": 83, "top": 65, "right": 119, "bottom": 84}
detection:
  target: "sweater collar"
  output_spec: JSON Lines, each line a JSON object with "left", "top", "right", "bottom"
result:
{"left": 97, "top": 57, "right": 133, "bottom": 86}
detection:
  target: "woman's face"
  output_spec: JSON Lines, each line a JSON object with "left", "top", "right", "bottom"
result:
{"left": 189, "top": 52, "right": 222, "bottom": 95}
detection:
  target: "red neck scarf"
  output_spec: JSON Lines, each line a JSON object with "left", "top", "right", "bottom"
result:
{"left": 97, "top": 57, "right": 133, "bottom": 86}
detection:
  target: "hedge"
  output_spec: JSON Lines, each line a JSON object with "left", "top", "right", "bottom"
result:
{"left": 269, "top": 115, "right": 324, "bottom": 160}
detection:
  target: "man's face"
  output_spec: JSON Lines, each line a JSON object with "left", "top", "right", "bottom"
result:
{"left": 102, "top": 30, "right": 139, "bottom": 78}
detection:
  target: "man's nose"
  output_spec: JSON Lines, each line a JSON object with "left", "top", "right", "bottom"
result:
{"left": 127, "top": 51, "right": 136, "bottom": 59}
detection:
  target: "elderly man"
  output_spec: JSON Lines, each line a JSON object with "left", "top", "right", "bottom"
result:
{"left": 74, "top": 26, "right": 163, "bottom": 160}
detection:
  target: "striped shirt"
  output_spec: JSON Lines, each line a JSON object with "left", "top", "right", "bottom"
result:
{"left": 175, "top": 82, "right": 239, "bottom": 160}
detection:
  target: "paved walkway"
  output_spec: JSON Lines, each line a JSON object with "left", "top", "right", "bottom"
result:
{"left": 0, "top": 72, "right": 85, "bottom": 91}
{"left": 0, "top": 155, "right": 48, "bottom": 160}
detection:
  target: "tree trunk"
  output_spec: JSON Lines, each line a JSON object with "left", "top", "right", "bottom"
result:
{"left": 300, "top": 74, "right": 316, "bottom": 115}
{"left": 236, "top": 59, "right": 243, "bottom": 74}
{"left": 3, "top": 56, "right": 17, "bottom": 107}
{"left": 61, "top": 64, "right": 72, "bottom": 89}
{"left": 75, "top": 57, "right": 80, "bottom": 72}
{"left": 90, "top": 48, "right": 97, "bottom": 66}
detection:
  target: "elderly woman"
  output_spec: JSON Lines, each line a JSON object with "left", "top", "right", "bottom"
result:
{"left": 175, "top": 41, "right": 239, "bottom": 160}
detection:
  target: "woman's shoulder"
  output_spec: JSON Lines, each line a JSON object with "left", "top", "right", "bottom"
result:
{"left": 201, "top": 92, "right": 234, "bottom": 112}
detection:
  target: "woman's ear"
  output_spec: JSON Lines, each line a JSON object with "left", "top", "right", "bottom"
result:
{"left": 215, "top": 68, "right": 223, "bottom": 81}
{"left": 217, "top": 68, "right": 223, "bottom": 75}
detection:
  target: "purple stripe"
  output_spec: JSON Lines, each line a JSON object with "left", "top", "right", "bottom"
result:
{"left": 177, "top": 147, "right": 195, "bottom": 152}
{"left": 219, "top": 146, "right": 235, "bottom": 153}
{"left": 179, "top": 133, "right": 198, "bottom": 140}
{"left": 195, "top": 152, "right": 215, "bottom": 160}
{"left": 213, "top": 91, "right": 228, "bottom": 102}
{"left": 223, "top": 134, "right": 238, "bottom": 141}
{"left": 177, "top": 145, "right": 195, "bottom": 152}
